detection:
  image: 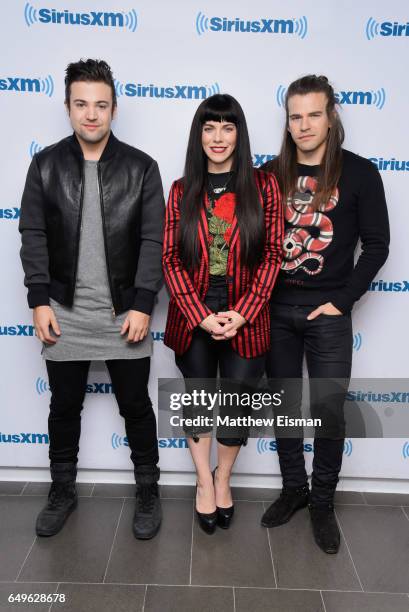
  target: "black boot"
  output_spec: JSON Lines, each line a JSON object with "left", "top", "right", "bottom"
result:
{"left": 35, "top": 462, "right": 78, "bottom": 537}
{"left": 133, "top": 465, "right": 162, "bottom": 540}
{"left": 309, "top": 503, "right": 340, "bottom": 554}
{"left": 261, "top": 485, "right": 309, "bottom": 527}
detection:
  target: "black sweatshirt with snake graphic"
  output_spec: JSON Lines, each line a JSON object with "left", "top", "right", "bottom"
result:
{"left": 262, "top": 149, "right": 390, "bottom": 313}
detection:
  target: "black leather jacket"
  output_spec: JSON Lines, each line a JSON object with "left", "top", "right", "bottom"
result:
{"left": 19, "top": 132, "right": 165, "bottom": 315}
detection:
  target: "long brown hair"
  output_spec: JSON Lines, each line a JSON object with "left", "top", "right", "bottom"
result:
{"left": 269, "top": 75, "right": 344, "bottom": 210}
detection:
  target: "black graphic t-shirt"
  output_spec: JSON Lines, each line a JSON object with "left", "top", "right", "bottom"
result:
{"left": 261, "top": 149, "right": 390, "bottom": 312}
{"left": 206, "top": 171, "right": 235, "bottom": 276}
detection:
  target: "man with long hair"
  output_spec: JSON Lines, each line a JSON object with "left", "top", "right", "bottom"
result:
{"left": 261, "top": 75, "right": 389, "bottom": 553}
{"left": 19, "top": 59, "right": 165, "bottom": 539}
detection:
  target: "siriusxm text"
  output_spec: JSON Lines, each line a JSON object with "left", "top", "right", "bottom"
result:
{"left": 209, "top": 17, "right": 296, "bottom": 34}
{"left": 37, "top": 9, "right": 126, "bottom": 27}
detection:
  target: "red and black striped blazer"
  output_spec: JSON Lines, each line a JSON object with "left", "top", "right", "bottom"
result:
{"left": 162, "top": 169, "right": 283, "bottom": 358}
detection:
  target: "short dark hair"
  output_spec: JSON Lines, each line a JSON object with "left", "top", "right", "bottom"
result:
{"left": 65, "top": 58, "right": 116, "bottom": 108}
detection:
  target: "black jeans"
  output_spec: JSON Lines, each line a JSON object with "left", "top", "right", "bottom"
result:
{"left": 266, "top": 303, "right": 353, "bottom": 505}
{"left": 176, "top": 277, "right": 266, "bottom": 446}
{"left": 46, "top": 358, "right": 159, "bottom": 467}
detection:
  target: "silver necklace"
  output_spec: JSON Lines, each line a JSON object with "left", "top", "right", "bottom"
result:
{"left": 208, "top": 172, "right": 233, "bottom": 195}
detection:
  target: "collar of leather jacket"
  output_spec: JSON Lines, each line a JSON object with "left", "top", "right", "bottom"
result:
{"left": 67, "top": 130, "right": 119, "bottom": 162}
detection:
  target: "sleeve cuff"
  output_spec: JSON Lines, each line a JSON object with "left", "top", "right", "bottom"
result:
{"left": 132, "top": 288, "right": 156, "bottom": 315}
{"left": 27, "top": 284, "right": 49, "bottom": 308}
{"left": 330, "top": 293, "right": 354, "bottom": 314}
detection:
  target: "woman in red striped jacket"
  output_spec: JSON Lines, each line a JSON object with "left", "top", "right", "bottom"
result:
{"left": 163, "top": 94, "right": 283, "bottom": 534}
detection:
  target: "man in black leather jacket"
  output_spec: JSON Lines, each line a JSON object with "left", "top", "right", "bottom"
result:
{"left": 19, "top": 59, "right": 165, "bottom": 540}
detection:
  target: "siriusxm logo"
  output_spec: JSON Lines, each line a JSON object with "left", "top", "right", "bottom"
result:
{"left": 353, "top": 333, "right": 362, "bottom": 351}
{"left": 158, "top": 438, "right": 188, "bottom": 448}
{"left": 257, "top": 439, "right": 313, "bottom": 454}
{"left": 0, "top": 75, "right": 54, "bottom": 97}
{"left": 111, "top": 433, "right": 128, "bottom": 449}
{"left": 344, "top": 439, "right": 353, "bottom": 457}
{"left": 0, "top": 432, "right": 49, "bottom": 444}
{"left": 403, "top": 441, "right": 409, "bottom": 459}
{"left": 257, "top": 438, "right": 353, "bottom": 456}
{"left": 254, "top": 153, "right": 408, "bottom": 172}
{"left": 30, "top": 141, "right": 43, "bottom": 157}
{"left": 253, "top": 154, "right": 276, "bottom": 168}
{"left": 114, "top": 79, "right": 220, "bottom": 100}
{"left": 347, "top": 391, "right": 409, "bottom": 403}
{"left": 366, "top": 17, "right": 409, "bottom": 39}
{"left": 0, "top": 208, "right": 20, "bottom": 220}
{"left": 0, "top": 325, "right": 35, "bottom": 337}
{"left": 369, "top": 157, "right": 409, "bottom": 172}
{"left": 36, "top": 377, "right": 113, "bottom": 395}
{"left": 151, "top": 331, "right": 164, "bottom": 342}
{"left": 24, "top": 3, "right": 138, "bottom": 31}
{"left": 196, "top": 12, "right": 307, "bottom": 38}
{"left": 111, "top": 434, "right": 188, "bottom": 450}
{"left": 369, "top": 280, "right": 409, "bottom": 292}
{"left": 276, "top": 85, "right": 386, "bottom": 109}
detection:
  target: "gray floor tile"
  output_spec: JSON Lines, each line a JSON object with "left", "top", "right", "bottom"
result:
{"left": 18, "top": 497, "right": 123, "bottom": 583}
{"left": 0, "top": 583, "right": 58, "bottom": 612}
{"left": 105, "top": 499, "right": 192, "bottom": 584}
{"left": 231, "top": 487, "right": 279, "bottom": 502}
{"left": 92, "top": 483, "right": 135, "bottom": 498}
{"left": 0, "top": 497, "right": 44, "bottom": 581}
{"left": 0, "top": 482, "right": 26, "bottom": 496}
{"left": 159, "top": 485, "right": 279, "bottom": 502}
{"left": 334, "top": 491, "right": 366, "bottom": 505}
{"left": 336, "top": 505, "right": 409, "bottom": 592}
{"left": 55, "top": 583, "right": 145, "bottom": 612}
{"left": 160, "top": 485, "right": 195, "bottom": 499}
{"left": 23, "top": 482, "right": 93, "bottom": 497}
{"left": 191, "top": 501, "right": 275, "bottom": 588}
{"left": 145, "top": 585, "right": 234, "bottom": 612}
{"left": 235, "top": 587, "right": 324, "bottom": 612}
{"left": 268, "top": 506, "right": 360, "bottom": 590}
{"left": 322, "top": 590, "right": 409, "bottom": 612}
{"left": 363, "top": 492, "right": 409, "bottom": 506}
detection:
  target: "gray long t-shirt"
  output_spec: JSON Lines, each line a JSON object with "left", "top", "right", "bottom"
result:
{"left": 43, "top": 160, "right": 152, "bottom": 361}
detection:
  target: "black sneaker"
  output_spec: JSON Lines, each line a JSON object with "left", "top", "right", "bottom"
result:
{"left": 309, "top": 503, "right": 340, "bottom": 554}
{"left": 133, "top": 483, "right": 162, "bottom": 540}
{"left": 36, "top": 482, "right": 78, "bottom": 536}
{"left": 261, "top": 485, "right": 309, "bottom": 527}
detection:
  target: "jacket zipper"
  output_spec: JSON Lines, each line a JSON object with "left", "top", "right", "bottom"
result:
{"left": 71, "top": 164, "right": 85, "bottom": 304}
{"left": 97, "top": 163, "right": 116, "bottom": 318}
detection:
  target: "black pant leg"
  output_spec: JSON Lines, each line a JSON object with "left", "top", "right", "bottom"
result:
{"left": 217, "top": 344, "right": 266, "bottom": 446}
{"left": 175, "top": 328, "right": 219, "bottom": 437}
{"left": 46, "top": 360, "right": 91, "bottom": 463}
{"left": 105, "top": 358, "right": 159, "bottom": 467}
{"left": 305, "top": 312, "right": 353, "bottom": 504}
{"left": 266, "top": 303, "right": 307, "bottom": 489}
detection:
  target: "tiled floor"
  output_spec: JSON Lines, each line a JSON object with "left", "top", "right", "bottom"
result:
{"left": 0, "top": 482, "right": 408, "bottom": 611}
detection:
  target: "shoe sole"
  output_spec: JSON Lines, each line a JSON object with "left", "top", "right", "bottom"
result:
{"left": 133, "top": 518, "right": 162, "bottom": 540}
{"left": 133, "top": 525, "right": 161, "bottom": 540}
{"left": 35, "top": 499, "right": 78, "bottom": 537}
{"left": 260, "top": 499, "right": 309, "bottom": 528}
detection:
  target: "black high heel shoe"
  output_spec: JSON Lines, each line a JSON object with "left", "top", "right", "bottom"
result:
{"left": 212, "top": 467, "right": 235, "bottom": 529}
{"left": 195, "top": 483, "right": 217, "bottom": 535}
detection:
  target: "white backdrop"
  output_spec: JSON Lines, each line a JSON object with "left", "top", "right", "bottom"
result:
{"left": 1, "top": 0, "right": 408, "bottom": 483}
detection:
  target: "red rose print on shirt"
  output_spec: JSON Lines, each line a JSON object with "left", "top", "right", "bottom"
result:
{"left": 213, "top": 193, "right": 236, "bottom": 225}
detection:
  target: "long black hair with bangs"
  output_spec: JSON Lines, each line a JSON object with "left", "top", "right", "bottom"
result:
{"left": 179, "top": 94, "right": 264, "bottom": 271}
